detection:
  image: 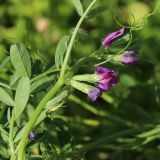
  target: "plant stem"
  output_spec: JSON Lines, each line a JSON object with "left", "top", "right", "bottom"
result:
{"left": 101, "top": 93, "right": 114, "bottom": 104}
{"left": 17, "top": 1, "right": 98, "bottom": 159}
{"left": 69, "top": 94, "right": 99, "bottom": 115}
{"left": 17, "top": 80, "right": 64, "bottom": 160}
{"left": 9, "top": 109, "right": 15, "bottom": 155}
{"left": 60, "top": 0, "right": 98, "bottom": 79}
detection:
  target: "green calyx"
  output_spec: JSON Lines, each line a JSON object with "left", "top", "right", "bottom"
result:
{"left": 70, "top": 80, "right": 98, "bottom": 94}
{"left": 72, "top": 74, "right": 100, "bottom": 83}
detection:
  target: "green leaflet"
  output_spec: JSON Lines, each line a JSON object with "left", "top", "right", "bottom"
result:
{"left": 0, "top": 125, "right": 9, "bottom": 137}
{"left": 0, "top": 56, "right": 10, "bottom": 72}
{"left": 30, "top": 76, "right": 55, "bottom": 93}
{"left": 87, "top": 5, "right": 107, "bottom": 19}
{"left": 0, "top": 144, "right": 9, "bottom": 158}
{"left": 55, "top": 35, "right": 70, "bottom": 69}
{"left": 0, "top": 87, "right": 15, "bottom": 106}
{"left": 72, "top": 0, "right": 84, "bottom": 16}
{"left": 10, "top": 44, "right": 31, "bottom": 78}
{"left": 14, "top": 77, "right": 30, "bottom": 120}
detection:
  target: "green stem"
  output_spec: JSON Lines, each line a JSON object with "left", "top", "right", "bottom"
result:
{"left": 10, "top": 155, "right": 16, "bottom": 160}
{"left": 17, "top": 1, "right": 98, "bottom": 159}
{"left": 17, "top": 80, "right": 64, "bottom": 160}
{"left": 101, "top": 93, "right": 114, "bottom": 104}
{"left": 60, "top": 0, "right": 98, "bottom": 79}
{"left": 9, "top": 109, "right": 15, "bottom": 155}
{"left": 69, "top": 94, "right": 99, "bottom": 115}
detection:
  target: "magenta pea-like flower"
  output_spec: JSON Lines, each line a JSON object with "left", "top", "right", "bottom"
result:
{"left": 95, "top": 66, "right": 119, "bottom": 92}
{"left": 88, "top": 89, "right": 101, "bottom": 102}
{"left": 120, "top": 50, "right": 139, "bottom": 64}
{"left": 28, "top": 131, "right": 35, "bottom": 140}
{"left": 70, "top": 80, "right": 101, "bottom": 102}
{"left": 72, "top": 66, "right": 119, "bottom": 101}
{"left": 102, "top": 28, "right": 125, "bottom": 48}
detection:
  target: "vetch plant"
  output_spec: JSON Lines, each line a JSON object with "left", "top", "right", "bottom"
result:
{"left": 0, "top": 0, "right": 160, "bottom": 159}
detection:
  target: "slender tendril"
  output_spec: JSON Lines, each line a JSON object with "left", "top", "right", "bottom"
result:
{"left": 115, "top": 0, "right": 160, "bottom": 31}
{"left": 114, "top": 15, "right": 133, "bottom": 29}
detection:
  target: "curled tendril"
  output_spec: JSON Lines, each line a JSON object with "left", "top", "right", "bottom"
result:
{"left": 114, "top": 15, "right": 132, "bottom": 29}
{"left": 115, "top": 0, "right": 160, "bottom": 31}
{"left": 94, "top": 0, "right": 160, "bottom": 66}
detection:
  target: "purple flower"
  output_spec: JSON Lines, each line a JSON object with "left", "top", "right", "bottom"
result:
{"left": 102, "top": 28, "right": 125, "bottom": 48}
{"left": 70, "top": 80, "right": 101, "bottom": 102}
{"left": 28, "top": 131, "right": 35, "bottom": 140}
{"left": 120, "top": 50, "right": 139, "bottom": 64}
{"left": 88, "top": 89, "right": 101, "bottom": 102}
{"left": 95, "top": 66, "right": 119, "bottom": 92}
{"left": 121, "top": 55, "right": 139, "bottom": 64}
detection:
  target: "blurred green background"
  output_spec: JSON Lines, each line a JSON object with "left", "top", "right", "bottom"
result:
{"left": 0, "top": 0, "right": 160, "bottom": 159}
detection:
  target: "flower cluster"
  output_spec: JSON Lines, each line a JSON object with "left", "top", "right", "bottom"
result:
{"left": 71, "top": 66, "right": 119, "bottom": 102}
{"left": 71, "top": 28, "right": 139, "bottom": 101}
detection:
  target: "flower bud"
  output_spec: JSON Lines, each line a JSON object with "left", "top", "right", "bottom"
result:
{"left": 70, "top": 80, "right": 101, "bottom": 101}
{"left": 120, "top": 54, "right": 139, "bottom": 63}
{"left": 28, "top": 131, "right": 35, "bottom": 140}
{"left": 102, "top": 28, "right": 125, "bottom": 48}
{"left": 115, "top": 50, "right": 139, "bottom": 64}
